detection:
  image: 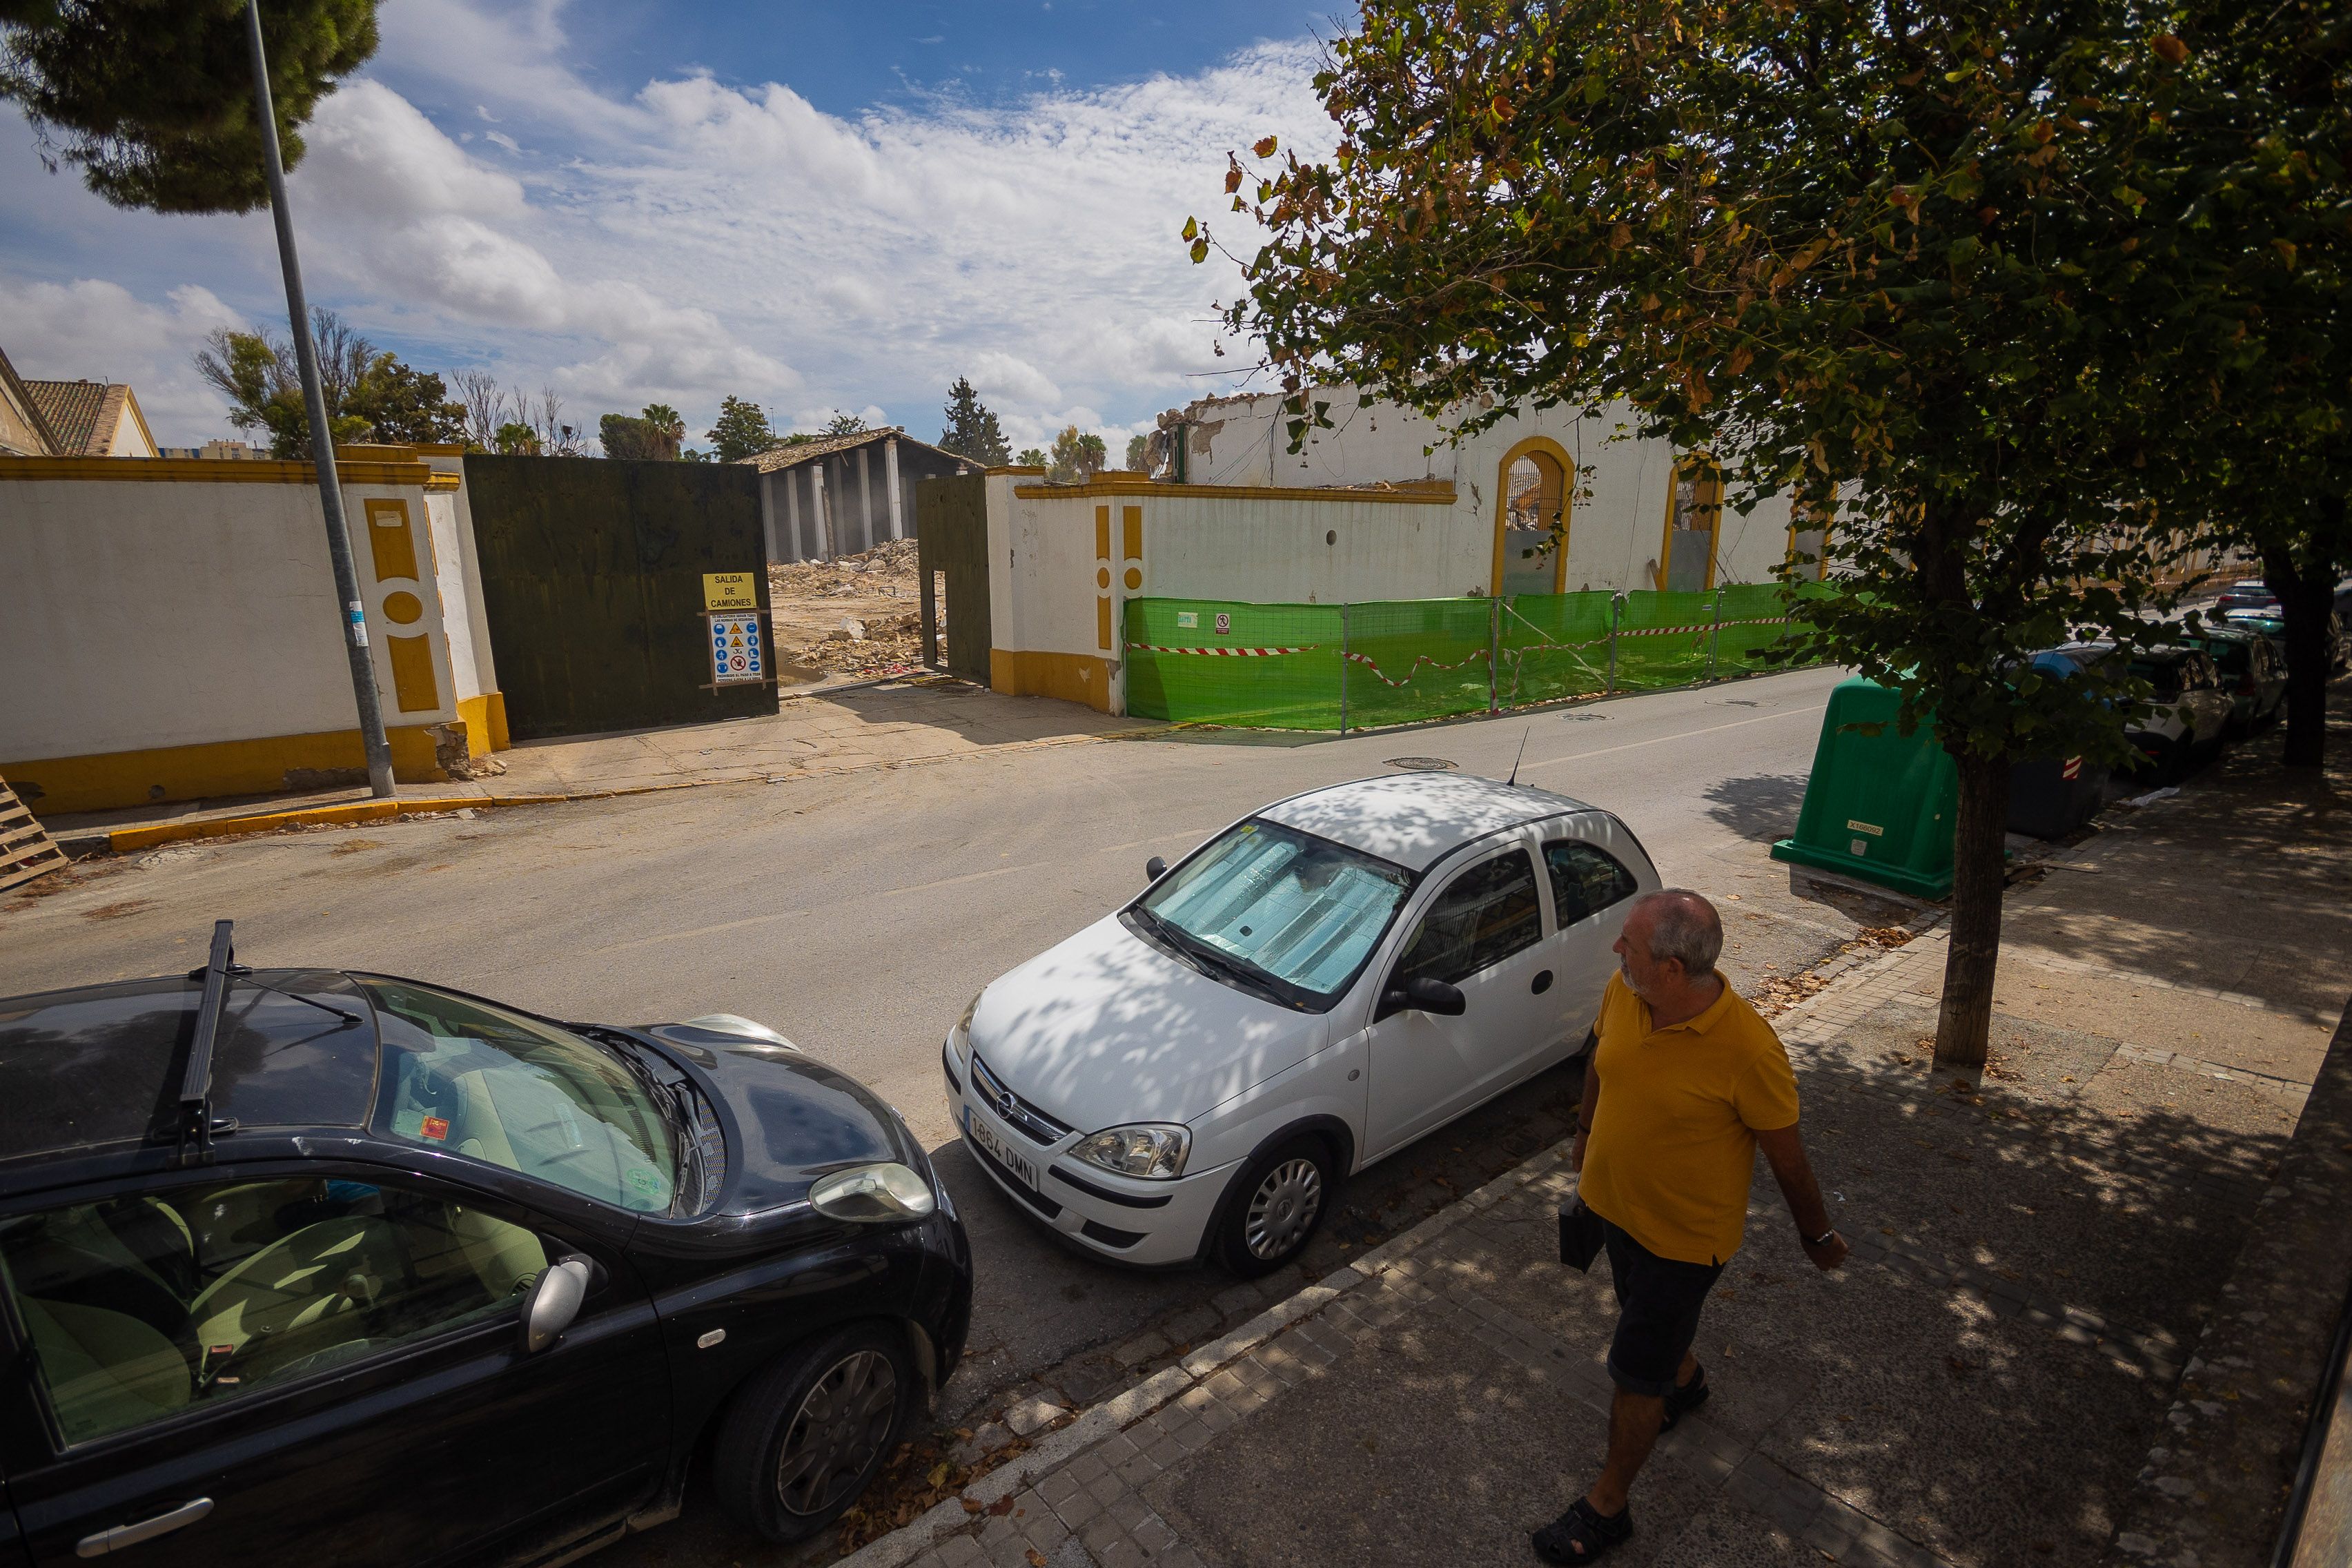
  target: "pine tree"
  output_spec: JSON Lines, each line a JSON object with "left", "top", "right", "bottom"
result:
{"left": 937, "top": 376, "right": 1011, "bottom": 464}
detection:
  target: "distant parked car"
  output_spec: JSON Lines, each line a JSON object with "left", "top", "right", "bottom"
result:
{"left": 947, "top": 774, "right": 1658, "bottom": 1276}
{"left": 2122, "top": 647, "right": 2233, "bottom": 780}
{"left": 2223, "top": 607, "right": 2352, "bottom": 674}
{"left": 2215, "top": 578, "right": 2280, "bottom": 616}
{"left": 0, "top": 926, "right": 971, "bottom": 1560}
{"left": 2184, "top": 625, "right": 2289, "bottom": 734}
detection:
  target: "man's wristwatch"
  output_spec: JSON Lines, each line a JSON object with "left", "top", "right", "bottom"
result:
{"left": 1806, "top": 1227, "right": 1839, "bottom": 1247}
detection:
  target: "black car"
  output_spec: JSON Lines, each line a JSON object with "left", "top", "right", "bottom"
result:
{"left": 0, "top": 925, "right": 970, "bottom": 1565}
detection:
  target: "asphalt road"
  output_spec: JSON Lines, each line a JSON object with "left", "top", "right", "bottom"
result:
{"left": 0, "top": 665, "right": 1915, "bottom": 1554}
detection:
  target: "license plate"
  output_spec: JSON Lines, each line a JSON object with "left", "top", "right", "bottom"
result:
{"left": 965, "top": 1105, "right": 1038, "bottom": 1190}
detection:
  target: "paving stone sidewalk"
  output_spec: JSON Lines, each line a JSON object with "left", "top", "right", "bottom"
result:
{"left": 843, "top": 724, "right": 2349, "bottom": 1568}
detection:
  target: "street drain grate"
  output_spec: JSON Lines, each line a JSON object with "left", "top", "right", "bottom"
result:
{"left": 1385, "top": 756, "right": 1458, "bottom": 772}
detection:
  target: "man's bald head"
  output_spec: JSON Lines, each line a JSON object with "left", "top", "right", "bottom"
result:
{"left": 1625, "top": 889, "right": 1723, "bottom": 980}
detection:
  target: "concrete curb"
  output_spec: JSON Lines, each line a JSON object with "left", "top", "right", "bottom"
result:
{"left": 68, "top": 730, "right": 1138, "bottom": 858}
{"left": 836, "top": 1135, "right": 1580, "bottom": 1568}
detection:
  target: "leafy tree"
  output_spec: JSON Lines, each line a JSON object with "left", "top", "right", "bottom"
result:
{"left": 1015, "top": 447, "right": 1047, "bottom": 467}
{"left": 346, "top": 353, "right": 465, "bottom": 444}
{"left": 1200, "top": 0, "right": 2203, "bottom": 1067}
{"left": 707, "top": 395, "right": 780, "bottom": 462}
{"left": 491, "top": 421, "right": 540, "bottom": 456}
{"left": 600, "top": 403, "right": 685, "bottom": 460}
{"left": 2141, "top": 6, "right": 2352, "bottom": 770}
{"left": 1125, "top": 433, "right": 1152, "bottom": 474}
{"left": 1046, "top": 425, "right": 1107, "bottom": 485}
{"left": 0, "top": 0, "right": 378, "bottom": 213}
{"left": 193, "top": 306, "right": 384, "bottom": 455}
{"left": 822, "top": 410, "right": 869, "bottom": 437}
{"left": 938, "top": 376, "right": 1011, "bottom": 464}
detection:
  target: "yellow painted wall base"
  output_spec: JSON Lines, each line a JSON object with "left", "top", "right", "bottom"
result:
{"left": 990, "top": 649, "right": 1115, "bottom": 713}
{"left": 457, "top": 692, "right": 509, "bottom": 756}
{"left": 7, "top": 697, "right": 510, "bottom": 816}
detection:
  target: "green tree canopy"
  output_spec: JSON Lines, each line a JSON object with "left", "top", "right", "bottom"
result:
{"left": 346, "top": 352, "right": 466, "bottom": 444}
{"left": 1046, "top": 425, "right": 1107, "bottom": 485}
{"left": 191, "top": 306, "right": 462, "bottom": 455}
{"left": 1124, "top": 433, "right": 1152, "bottom": 474}
{"left": 1015, "top": 447, "right": 1047, "bottom": 467}
{"left": 1202, "top": 0, "right": 2206, "bottom": 1066}
{"left": 938, "top": 376, "right": 1011, "bottom": 464}
{"left": 491, "top": 421, "right": 540, "bottom": 456}
{"left": 0, "top": 0, "right": 378, "bottom": 214}
{"left": 2136, "top": 3, "right": 2352, "bottom": 769}
{"left": 707, "top": 395, "right": 780, "bottom": 462}
{"left": 600, "top": 404, "right": 686, "bottom": 460}
{"left": 822, "top": 410, "right": 869, "bottom": 437}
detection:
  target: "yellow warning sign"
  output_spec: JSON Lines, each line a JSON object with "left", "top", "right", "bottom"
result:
{"left": 703, "top": 572, "right": 757, "bottom": 611}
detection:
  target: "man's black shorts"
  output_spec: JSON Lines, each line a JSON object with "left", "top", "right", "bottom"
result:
{"left": 1600, "top": 1219, "right": 1726, "bottom": 1397}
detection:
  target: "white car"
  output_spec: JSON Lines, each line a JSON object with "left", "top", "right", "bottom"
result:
{"left": 941, "top": 774, "right": 1660, "bottom": 1276}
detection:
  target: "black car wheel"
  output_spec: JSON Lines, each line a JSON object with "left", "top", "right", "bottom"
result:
{"left": 1213, "top": 1135, "right": 1334, "bottom": 1279}
{"left": 714, "top": 1322, "right": 919, "bottom": 1543}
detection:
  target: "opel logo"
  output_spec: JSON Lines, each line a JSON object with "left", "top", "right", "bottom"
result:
{"left": 996, "top": 1088, "right": 1019, "bottom": 1120}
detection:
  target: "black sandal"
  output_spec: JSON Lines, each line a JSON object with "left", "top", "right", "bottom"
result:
{"left": 1531, "top": 1497, "right": 1634, "bottom": 1563}
{"left": 1660, "top": 1362, "right": 1709, "bottom": 1432}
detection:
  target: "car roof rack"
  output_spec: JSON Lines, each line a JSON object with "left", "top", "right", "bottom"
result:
{"left": 177, "top": 919, "right": 242, "bottom": 1167}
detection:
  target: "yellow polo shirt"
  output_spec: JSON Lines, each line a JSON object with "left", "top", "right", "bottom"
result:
{"left": 1579, "top": 971, "right": 1801, "bottom": 1266}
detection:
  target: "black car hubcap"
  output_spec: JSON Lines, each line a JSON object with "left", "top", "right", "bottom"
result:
{"left": 774, "top": 1350, "right": 899, "bottom": 1516}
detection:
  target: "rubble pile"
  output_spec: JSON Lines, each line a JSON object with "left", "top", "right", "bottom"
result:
{"left": 765, "top": 539, "right": 941, "bottom": 678}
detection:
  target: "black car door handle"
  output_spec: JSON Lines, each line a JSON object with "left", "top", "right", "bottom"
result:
{"left": 1531, "top": 970, "right": 1554, "bottom": 994}
{"left": 77, "top": 1497, "right": 213, "bottom": 1558}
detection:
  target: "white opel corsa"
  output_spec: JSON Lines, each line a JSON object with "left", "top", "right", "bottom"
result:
{"left": 943, "top": 773, "right": 1660, "bottom": 1276}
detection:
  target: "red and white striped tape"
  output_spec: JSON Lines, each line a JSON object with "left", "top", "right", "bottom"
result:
{"left": 1126, "top": 643, "right": 1317, "bottom": 658}
{"left": 1342, "top": 647, "right": 1491, "bottom": 688}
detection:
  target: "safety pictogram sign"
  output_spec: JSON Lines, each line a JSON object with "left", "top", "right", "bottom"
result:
{"left": 709, "top": 614, "right": 765, "bottom": 685}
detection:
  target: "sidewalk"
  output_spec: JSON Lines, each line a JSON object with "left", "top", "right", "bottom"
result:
{"left": 37, "top": 677, "right": 1148, "bottom": 851}
{"left": 848, "top": 712, "right": 2351, "bottom": 1568}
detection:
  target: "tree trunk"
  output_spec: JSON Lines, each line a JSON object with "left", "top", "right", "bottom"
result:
{"left": 1934, "top": 748, "right": 2010, "bottom": 1070}
{"left": 2262, "top": 543, "right": 2334, "bottom": 772}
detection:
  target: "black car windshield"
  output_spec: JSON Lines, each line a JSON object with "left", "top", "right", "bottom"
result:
{"left": 360, "top": 979, "right": 678, "bottom": 1214}
{"left": 1135, "top": 819, "right": 1413, "bottom": 1004}
{"left": 2128, "top": 658, "right": 2184, "bottom": 698}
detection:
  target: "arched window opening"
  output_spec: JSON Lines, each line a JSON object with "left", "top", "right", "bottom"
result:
{"left": 1498, "top": 449, "right": 1567, "bottom": 597}
{"left": 1660, "top": 460, "right": 1722, "bottom": 591}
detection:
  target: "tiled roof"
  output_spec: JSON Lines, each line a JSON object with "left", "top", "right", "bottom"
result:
{"left": 23, "top": 380, "right": 119, "bottom": 456}
{"left": 0, "top": 346, "right": 61, "bottom": 455}
{"left": 737, "top": 426, "right": 974, "bottom": 474}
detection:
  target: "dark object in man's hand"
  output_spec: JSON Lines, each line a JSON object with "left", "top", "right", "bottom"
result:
{"left": 1559, "top": 1197, "right": 1604, "bottom": 1272}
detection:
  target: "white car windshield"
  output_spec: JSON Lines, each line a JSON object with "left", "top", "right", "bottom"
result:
{"left": 1135, "top": 819, "right": 1413, "bottom": 1003}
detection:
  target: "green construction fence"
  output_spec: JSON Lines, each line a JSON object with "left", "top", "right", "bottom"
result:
{"left": 1124, "top": 583, "right": 1812, "bottom": 732}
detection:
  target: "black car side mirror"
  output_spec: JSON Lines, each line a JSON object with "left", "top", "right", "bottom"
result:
{"left": 519, "top": 1255, "right": 593, "bottom": 1354}
{"left": 1375, "top": 975, "right": 1468, "bottom": 1022}
{"left": 1145, "top": 856, "right": 1168, "bottom": 883}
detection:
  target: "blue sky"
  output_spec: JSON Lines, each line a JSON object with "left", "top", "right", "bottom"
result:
{"left": 0, "top": 1, "right": 1341, "bottom": 449}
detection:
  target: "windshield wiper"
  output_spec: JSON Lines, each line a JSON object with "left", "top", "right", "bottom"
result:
{"left": 585, "top": 1027, "right": 705, "bottom": 1210}
{"left": 1133, "top": 908, "right": 1297, "bottom": 1007}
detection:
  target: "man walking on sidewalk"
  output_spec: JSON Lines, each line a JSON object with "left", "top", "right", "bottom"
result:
{"left": 1533, "top": 889, "right": 1848, "bottom": 1563}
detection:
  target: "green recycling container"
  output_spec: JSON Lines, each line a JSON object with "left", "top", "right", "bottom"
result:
{"left": 1770, "top": 676, "right": 1957, "bottom": 899}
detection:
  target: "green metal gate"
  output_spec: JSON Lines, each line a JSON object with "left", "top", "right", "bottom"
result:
{"left": 464, "top": 455, "right": 776, "bottom": 741}
{"left": 916, "top": 473, "right": 991, "bottom": 683}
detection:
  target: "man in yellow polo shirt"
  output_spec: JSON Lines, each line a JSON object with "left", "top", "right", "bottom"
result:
{"left": 1533, "top": 889, "right": 1847, "bottom": 1565}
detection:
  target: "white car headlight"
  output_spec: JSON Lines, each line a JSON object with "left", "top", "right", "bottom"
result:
{"left": 1071, "top": 1124, "right": 1190, "bottom": 1180}
{"left": 810, "top": 1162, "right": 937, "bottom": 1222}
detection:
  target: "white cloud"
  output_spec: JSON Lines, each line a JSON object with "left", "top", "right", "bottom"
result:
{"left": 0, "top": 278, "right": 246, "bottom": 437}
{"left": 0, "top": 6, "right": 1329, "bottom": 444}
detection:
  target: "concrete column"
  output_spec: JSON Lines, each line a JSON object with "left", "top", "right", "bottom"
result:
{"left": 783, "top": 466, "right": 803, "bottom": 561}
{"left": 812, "top": 461, "right": 832, "bottom": 560}
{"left": 857, "top": 444, "right": 875, "bottom": 554}
{"left": 885, "top": 436, "right": 904, "bottom": 541}
{"left": 758, "top": 471, "right": 780, "bottom": 563}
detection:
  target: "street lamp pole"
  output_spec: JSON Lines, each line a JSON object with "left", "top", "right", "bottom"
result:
{"left": 244, "top": 0, "right": 395, "bottom": 799}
